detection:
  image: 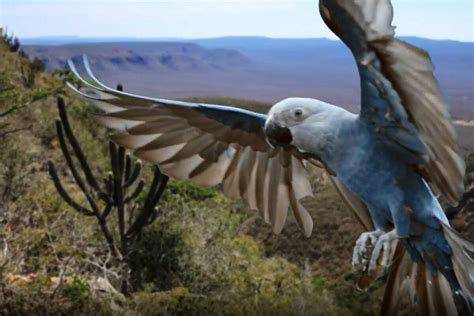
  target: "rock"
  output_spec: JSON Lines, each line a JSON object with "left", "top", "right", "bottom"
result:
{"left": 6, "top": 273, "right": 37, "bottom": 285}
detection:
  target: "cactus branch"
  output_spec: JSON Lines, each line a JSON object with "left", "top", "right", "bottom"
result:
{"left": 49, "top": 94, "right": 168, "bottom": 296}
{"left": 48, "top": 161, "right": 94, "bottom": 216}
{"left": 56, "top": 97, "right": 107, "bottom": 200}
{"left": 125, "top": 180, "right": 145, "bottom": 204}
{"left": 123, "top": 161, "right": 142, "bottom": 189}
{"left": 126, "top": 167, "right": 169, "bottom": 238}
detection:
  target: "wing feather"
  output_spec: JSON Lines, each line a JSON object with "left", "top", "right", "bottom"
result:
{"left": 127, "top": 119, "right": 189, "bottom": 135}
{"left": 138, "top": 127, "right": 202, "bottom": 151}
{"left": 68, "top": 53, "right": 378, "bottom": 242}
{"left": 191, "top": 152, "right": 233, "bottom": 187}
{"left": 134, "top": 144, "right": 187, "bottom": 164}
{"left": 319, "top": 0, "right": 465, "bottom": 204}
{"left": 319, "top": 3, "right": 466, "bottom": 313}
{"left": 161, "top": 134, "right": 216, "bottom": 164}
{"left": 255, "top": 151, "right": 271, "bottom": 223}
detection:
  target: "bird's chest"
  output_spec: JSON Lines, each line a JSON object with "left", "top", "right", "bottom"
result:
{"left": 330, "top": 140, "right": 404, "bottom": 214}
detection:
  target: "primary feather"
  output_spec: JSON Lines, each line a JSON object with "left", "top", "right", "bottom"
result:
{"left": 67, "top": 56, "right": 319, "bottom": 237}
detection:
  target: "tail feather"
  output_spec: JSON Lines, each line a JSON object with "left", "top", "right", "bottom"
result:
{"left": 381, "top": 242, "right": 458, "bottom": 316}
{"left": 382, "top": 226, "right": 474, "bottom": 315}
{"left": 442, "top": 223, "right": 474, "bottom": 310}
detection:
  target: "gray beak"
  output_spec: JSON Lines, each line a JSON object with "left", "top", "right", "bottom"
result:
{"left": 264, "top": 120, "right": 293, "bottom": 147}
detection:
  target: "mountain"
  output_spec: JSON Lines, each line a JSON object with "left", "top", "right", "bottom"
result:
{"left": 24, "top": 36, "right": 473, "bottom": 120}
{"left": 189, "top": 36, "right": 474, "bottom": 119}
{"left": 24, "top": 42, "right": 251, "bottom": 72}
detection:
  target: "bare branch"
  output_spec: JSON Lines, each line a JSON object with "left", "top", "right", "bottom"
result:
{"left": 0, "top": 105, "right": 23, "bottom": 118}
{"left": 0, "top": 126, "right": 30, "bottom": 138}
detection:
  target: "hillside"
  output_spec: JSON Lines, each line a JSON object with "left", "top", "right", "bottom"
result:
{"left": 2, "top": 34, "right": 473, "bottom": 315}
{"left": 0, "top": 34, "right": 384, "bottom": 315}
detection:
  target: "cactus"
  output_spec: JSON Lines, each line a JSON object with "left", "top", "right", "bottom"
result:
{"left": 48, "top": 95, "right": 168, "bottom": 295}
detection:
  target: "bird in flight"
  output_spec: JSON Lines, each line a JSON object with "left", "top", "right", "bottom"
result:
{"left": 67, "top": 0, "right": 473, "bottom": 314}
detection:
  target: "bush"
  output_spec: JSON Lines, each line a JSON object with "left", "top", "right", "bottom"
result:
{"left": 166, "top": 179, "right": 218, "bottom": 201}
{"left": 0, "top": 275, "right": 117, "bottom": 316}
{"left": 30, "top": 57, "right": 46, "bottom": 73}
{"left": 135, "top": 287, "right": 189, "bottom": 316}
{"left": 130, "top": 223, "right": 189, "bottom": 291}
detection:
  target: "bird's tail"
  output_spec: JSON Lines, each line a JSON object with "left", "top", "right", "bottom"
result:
{"left": 380, "top": 227, "right": 473, "bottom": 316}
{"left": 442, "top": 223, "right": 474, "bottom": 311}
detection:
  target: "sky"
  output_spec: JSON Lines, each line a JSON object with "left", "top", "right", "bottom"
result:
{"left": 0, "top": 0, "right": 473, "bottom": 41}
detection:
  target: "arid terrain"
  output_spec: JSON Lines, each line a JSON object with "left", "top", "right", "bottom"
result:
{"left": 23, "top": 37, "right": 474, "bottom": 153}
{"left": 24, "top": 36, "right": 473, "bottom": 120}
{"left": 1, "top": 33, "right": 472, "bottom": 315}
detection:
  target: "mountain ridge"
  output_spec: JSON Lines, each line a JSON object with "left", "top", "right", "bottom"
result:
{"left": 24, "top": 37, "right": 473, "bottom": 121}
{"left": 22, "top": 35, "right": 474, "bottom": 46}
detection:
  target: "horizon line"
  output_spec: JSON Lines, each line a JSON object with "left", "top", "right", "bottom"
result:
{"left": 17, "top": 34, "right": 474, "bottom": 44}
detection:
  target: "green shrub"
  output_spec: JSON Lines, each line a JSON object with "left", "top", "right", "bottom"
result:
{"left": 166, "top": 179, "right": 219, "bottom": 201}
{"left": 63, "top": 276, "right": 91, "bottom": 308}
{"left": 130, "top": 223, "right": 189, "bottom": 291}
{"left": 0, "top": 275, "right": 116, "bottom": 316}
{"left": 135, "top": 287, "right": 189, "bottom": 316}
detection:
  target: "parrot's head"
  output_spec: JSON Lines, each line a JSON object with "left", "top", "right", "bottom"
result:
{"left": 264, "top": 97, "right": 332, "bottom": 148}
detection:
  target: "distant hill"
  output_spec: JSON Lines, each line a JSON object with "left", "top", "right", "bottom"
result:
{"left": 24, "top": 36, "right": 473, "bottom": 120}
{"left": 24, "top": 42, "right": 251, "bottom": 73}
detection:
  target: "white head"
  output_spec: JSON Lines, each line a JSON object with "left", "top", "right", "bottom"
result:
{"left": 264, "top": 97, "right": 337, "bottom": 148}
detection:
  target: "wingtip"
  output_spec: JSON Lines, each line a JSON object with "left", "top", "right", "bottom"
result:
{"left": 66, "top": 58, "right": 74, "bottom": 70}
{"left": 82, "top": 54, "right": 90, "bottom": 68}
{"left": 65, "top": 81, "right": 82, "bottom": 94}
{"left": 65, "top": 81, "right": 75, "bottom": 90}
{"left": 303, "top": 220, "right": 313, "bottom": 238}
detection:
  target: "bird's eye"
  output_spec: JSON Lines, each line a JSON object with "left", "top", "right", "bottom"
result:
{"left": 294, "top": 109, "right": 303, "bottom": 118}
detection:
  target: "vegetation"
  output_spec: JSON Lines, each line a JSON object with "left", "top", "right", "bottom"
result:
{"left": 48, "top": 96, "right": 169, "bottom": 296}
{"left": 0, "top": 32, "right": 472, "bottom": 315}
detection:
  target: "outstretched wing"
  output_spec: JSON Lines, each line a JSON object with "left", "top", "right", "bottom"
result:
{"left": 319, "top": 0, "right": 465, "bottom": 205}
{"left": 67, "top": 56, "right": 317, "bottom": 236}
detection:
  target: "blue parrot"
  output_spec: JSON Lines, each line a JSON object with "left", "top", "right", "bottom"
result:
{"left": 67, "top": 0, "right": 473, "bottom": 314}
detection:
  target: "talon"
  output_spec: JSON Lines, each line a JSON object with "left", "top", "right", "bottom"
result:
{"left": 367, "top": 230, "right": 397, "bottom": 275}
{"left": 352, "top": 230, "right": 384, "bottom": 272}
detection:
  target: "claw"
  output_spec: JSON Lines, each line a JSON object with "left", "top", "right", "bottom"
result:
{"left": 352, "top": 230, "right": 384, "bottom": 272}
{"left": 367, "top": 230, "right": 397, "bottom": 275}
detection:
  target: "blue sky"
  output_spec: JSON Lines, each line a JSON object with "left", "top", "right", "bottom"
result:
{"left": 1, "top": 0, "right": 473, "bottom": 41}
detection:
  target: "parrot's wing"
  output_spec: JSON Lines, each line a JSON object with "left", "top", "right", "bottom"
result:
{"left": 67, "top": 56, "right": 320, "bottom": 237}
{"left": 319, "top": 0, "right": 465, "bottom": 205}
{"left": 319, "top": 1, "right": 467, "bottom": 314}
{"left": 328, "top": 175, "right": 373, "bottom": 231}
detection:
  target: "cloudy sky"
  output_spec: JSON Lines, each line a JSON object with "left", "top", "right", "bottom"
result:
{"left": 1, "top": 0, "right": 473, "bottom": 41}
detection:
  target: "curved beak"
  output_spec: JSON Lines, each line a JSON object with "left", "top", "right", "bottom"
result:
{"left": 264, "top": 120, "right": 293, "bottom": 147}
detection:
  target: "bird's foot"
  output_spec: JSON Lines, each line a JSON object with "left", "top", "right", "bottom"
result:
{"left": 352, "top": 230, "right": 384, "bottom": 272}
{"left": 367, "top": 229, "right": 397, "bottom": 275}
{"left": 352, "top": 229, "right": 398, "bottom": 275}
